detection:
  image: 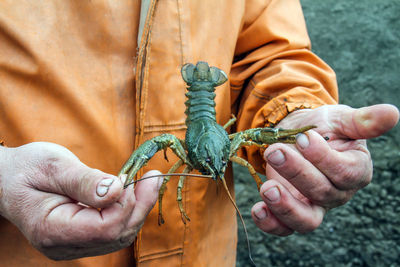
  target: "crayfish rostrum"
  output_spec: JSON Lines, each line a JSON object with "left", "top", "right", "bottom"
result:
{"left": 119, "top": 61, "right": 315, "bottom": 225}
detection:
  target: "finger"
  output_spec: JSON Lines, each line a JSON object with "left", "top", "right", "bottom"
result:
{"left": 100, "top": 174, "right": 136, "bottom": 227}
{"left": 258, "top": 179, "right": 325, "bottom": 233}
{"left": 11, "top": 142, "right": 124, "bottom": 209}
{"left": 264, "top": 142, "right": 350, "bottom": 207}
{"left": 128, "top": 170, "right": 163, "bottom": 227}
{"left": 95, "top": 171, "right": 162, "bottom": 247}
{"left": 32, "top": 170, "right": 158, "bottom": 248}
{"left": 55, "top": 163, "right": 124, "bottom": 209}
{"left": 295, "top": 130, "right": 372, "bottom": 190}
{"left": 251, "top": 201, "right": 294, "bottom": 236}
{"left": 36, "top": 183, "right": 136, "bottom": 248}
{"left": 20, "top": 145, "right": 124, "bottom": 209}
{"left": 335, "top": 104, "right": 399, "bottom": 139}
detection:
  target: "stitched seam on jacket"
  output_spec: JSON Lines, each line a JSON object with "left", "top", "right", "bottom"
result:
{"left": 134, "top": 0, "right": 158, "bottom": 263}
{"left": 251, "top": 90, "right": 273, "bottom": 101}
{"left": 138, "top": 247, "right": 183, "bottom": 262}
{"left": 145, "top": 121, "right": 187, "bottom": 127}
{"left": 143, "top": 124, "right": 187, "bottom": 133}
{"left": 176, "top": 1, "right": 188, "bottom": 265}
{"left": 230, "top": 83, "right": 243, "bottom": 91}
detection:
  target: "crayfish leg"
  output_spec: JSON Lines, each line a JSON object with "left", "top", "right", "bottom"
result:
{"left": 125, "top": 156, "right": 149, "bottom": 185}
{"left": 230, "top": 156, "right": 263, "bottom": 191}
{"left": 158, "top": 159, "right": 184, "bottom": 225}
{"left": 229, "top": 125, "right": 316, "bottom": 156}
{"left": 119, "top": 134, "right": 190, "bottom": 188}
{"left": 177, "top": 166, "right": 192, "bottom": 224}
{"left": 223, "top": 114, "right": 237, "bottom": 129}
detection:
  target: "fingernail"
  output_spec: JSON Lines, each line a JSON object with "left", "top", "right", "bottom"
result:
{"left": 267, "top": 150, "right": 285, "bottom": 165}
{"left": 296, "top": 133, "right": 310, "bottom": 149}
{"left": 264, "top": 186, "right": 281, "bottom": 203}
{"left": 254, "top": 207, "right": 267, "bottom": 220}
{"left": 96, "top": 178, "right": 114, "bottom": 197}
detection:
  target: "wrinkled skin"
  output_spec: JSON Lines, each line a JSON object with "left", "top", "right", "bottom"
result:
{"left": 250, "top": 104, "right": 399, "bottom": 236}
{"left": 0, "top": 142, "right": 162, "bottom": 260}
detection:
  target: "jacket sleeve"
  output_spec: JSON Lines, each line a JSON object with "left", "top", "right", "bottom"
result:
{"left": 230, "top": 0, "right": 338, "bottom": 174}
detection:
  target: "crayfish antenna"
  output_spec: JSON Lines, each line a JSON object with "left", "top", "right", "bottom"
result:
{"left": 220, "top": 176, "right": 257, "bottom": 267}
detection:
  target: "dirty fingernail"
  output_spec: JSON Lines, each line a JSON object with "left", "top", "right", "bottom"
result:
{"left": 296, "top": 133, "right": 310, "bottom": 149}
{"left": 264, "top": 186, "right": 281, "bottom": 203}
{"left": 97, "top": 178, "right": 114, "bottom": 197}
{"left": 267, "top": 150, "right": 285, "bottom": 165}
{"left": 254, "top": 207, "right": 268, "bottom": 220}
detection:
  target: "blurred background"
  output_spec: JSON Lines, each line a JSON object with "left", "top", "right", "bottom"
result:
{"left": 235, "top": 1, "right": 400, "bottom": 266}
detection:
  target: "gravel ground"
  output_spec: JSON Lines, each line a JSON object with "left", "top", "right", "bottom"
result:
{"left": 235, "top": 1, "right": 400, "bottom": 266}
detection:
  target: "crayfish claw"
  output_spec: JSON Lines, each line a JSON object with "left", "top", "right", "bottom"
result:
{"left": 163, "top": 148, "right": 169, "bottom": 162}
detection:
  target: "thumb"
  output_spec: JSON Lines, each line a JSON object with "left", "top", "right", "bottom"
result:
{"left": 32, "top": 144, "right": 124, "bottom": 209}
{"left": 6, "top": 142, "right": 124, "bottom": 209}
{"left": 339, "top": 104, "right": 399, "bottom": 139}
{"left": 129, "top": 170, "right": 163, "bottom": 224}
{"left": 62, "top": 166, "right": 124, "bottom": 209}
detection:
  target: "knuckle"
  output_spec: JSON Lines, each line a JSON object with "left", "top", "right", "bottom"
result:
{"left": 274, "top": 205, "right": 295, "bottom": 218}
{"left": 312, "top": 185, "right": 336, "bottom": 205}
{"left": 38, "top": 157, "right": 61, "bottom": 179}
{"left": 331, "top": 171, "right": 357, "bottom": 190}
{"left": 313, "top": 185, "right": 350, "bottom": 208}
{"left": 331, "top": 155, "right": 373, "bottom": 190}
{"left": 335, "top": 193, "right": 352, "bottom": 207}
{"left": 321, "top": 191, "right": 350, "bottom": 209}
{"left": 309, "top": 149, "right": 330, "bottom": 166}
{"left": 285, "top": 166, "right": 303, "bottom": 181}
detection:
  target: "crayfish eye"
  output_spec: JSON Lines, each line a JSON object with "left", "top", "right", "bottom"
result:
{"left": 205, "top": 158, "right": 211, "bottom": 163}
{"left": 222, "top": 160, "right": 227, "bottom": 166}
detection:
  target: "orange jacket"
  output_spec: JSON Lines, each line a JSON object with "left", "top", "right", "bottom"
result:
{"left": 0, "top": 0, "right": 338, "bottom": 266}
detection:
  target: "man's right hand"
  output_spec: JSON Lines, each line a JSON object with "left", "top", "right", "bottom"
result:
{"left": 0, "top": 142, "right": 161, "bottom": 260}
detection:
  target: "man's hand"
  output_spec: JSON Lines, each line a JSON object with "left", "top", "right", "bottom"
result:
{"left": 251, "top": 104, "right": 399, "bottom": 236}
{"left": 0, "top": 142, "right": 162, "bottom": 260}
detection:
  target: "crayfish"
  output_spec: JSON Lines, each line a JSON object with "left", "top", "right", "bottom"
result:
{"left": 119, "top": 61, "right": 315, "bottom": 225}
